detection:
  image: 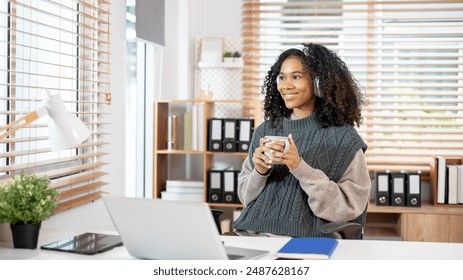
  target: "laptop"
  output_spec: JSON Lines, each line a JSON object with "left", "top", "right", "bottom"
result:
{"left": 102, "top": 195, "right": 269, "bottom": 260}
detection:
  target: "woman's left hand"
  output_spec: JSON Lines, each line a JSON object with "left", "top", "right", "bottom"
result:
{"left": 274, "top": 134, "right": 301, "bottom": 171}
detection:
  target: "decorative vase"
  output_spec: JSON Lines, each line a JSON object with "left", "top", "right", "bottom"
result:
{"left": 10, "top": 222, "right": 41, "bottom": 249}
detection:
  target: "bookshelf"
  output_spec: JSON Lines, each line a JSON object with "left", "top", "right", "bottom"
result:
{"left": 153, "top": 99, "right": 261, "bottom": 208}
{"left": 153, "top": 36, "right": 262, "bottom": 207}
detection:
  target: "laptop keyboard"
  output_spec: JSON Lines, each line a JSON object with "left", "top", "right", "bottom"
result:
{"left": 227, "top": 253, "right": 244, "bottom": 260}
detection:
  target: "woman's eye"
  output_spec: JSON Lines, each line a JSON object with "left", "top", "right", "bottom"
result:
{"left": 277, "top": 75, "right": 286, "bottom": 81}
{"left": 293, "top": 75, "right": 302, "bottom": 80}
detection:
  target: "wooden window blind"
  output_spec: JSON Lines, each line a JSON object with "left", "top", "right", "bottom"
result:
{"left": 242, "top": 0, "right": 463, "bottom": 173}
{"left": 0, "top": 0, "right": 111, "bottom": 212}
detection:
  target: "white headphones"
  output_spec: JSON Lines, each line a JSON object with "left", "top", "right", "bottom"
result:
{"left": 313, "top": 76, "right": 322, "bottom": 98}
{"left": 289, "top": 45, "right": 323, "bottom": 98}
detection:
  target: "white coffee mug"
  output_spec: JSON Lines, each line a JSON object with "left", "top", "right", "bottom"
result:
{"left": 264, "top": 136, "right": 289, "bottom": 163}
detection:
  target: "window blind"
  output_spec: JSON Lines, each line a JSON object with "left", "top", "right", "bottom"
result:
{"left": 242, "top": 0, "right": 463, "bottom": 173}
{"left": 0, "top": 0, "right": 111, "bottom": 212}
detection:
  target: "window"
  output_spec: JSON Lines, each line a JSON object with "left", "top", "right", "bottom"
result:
{"left": 242, "top": 0, "right": 463, "bottom": 172}
{"left": 0, "top": 0, "right": 111, "bottom": 211}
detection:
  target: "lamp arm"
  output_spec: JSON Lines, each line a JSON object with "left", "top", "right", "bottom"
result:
{"left": 0, "top": 107, "right": 48, "bottom": 140}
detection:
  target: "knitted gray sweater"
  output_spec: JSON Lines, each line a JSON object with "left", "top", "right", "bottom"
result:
{"left": 233, "top": 114, "right": 368, "bottom": 237}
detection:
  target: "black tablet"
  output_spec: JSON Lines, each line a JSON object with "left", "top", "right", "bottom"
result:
{"left": 40, "top": 232, "right": 123, "bottom": 255}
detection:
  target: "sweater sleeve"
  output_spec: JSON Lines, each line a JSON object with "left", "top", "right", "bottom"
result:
{"left": 291, "top": 149, "right": 371, "bottom": 222}
{"left": 237, "top": 156, "right": 270, "bottom": 207}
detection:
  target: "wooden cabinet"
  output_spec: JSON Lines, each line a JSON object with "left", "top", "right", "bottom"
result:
{"left": 366, "top": 158, "right": 463, "bottom": 242}
{"left": 366, "top": 201, "right": 463, "bottom": 242}
{"left": 153, "top": 99, "right": 261, "bottom": 208}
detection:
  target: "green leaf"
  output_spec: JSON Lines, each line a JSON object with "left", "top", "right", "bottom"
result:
{"left": 0, "top": 173, "right": 59, "bottom": 224}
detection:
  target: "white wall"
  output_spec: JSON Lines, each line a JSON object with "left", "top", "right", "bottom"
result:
{"left": 190, "top": 0, "right": 242, "bottom": 37}
{"left": 42, "top": 0, "right": 242, "bottom": 231}
{"left": 161, "top": 0, "right": 241, "bottom": 100}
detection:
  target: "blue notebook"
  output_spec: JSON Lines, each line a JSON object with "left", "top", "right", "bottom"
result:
{"left": 277, "top": 237, "right": 338, "bottom": 260}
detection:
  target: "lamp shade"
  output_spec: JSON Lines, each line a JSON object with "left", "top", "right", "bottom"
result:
{"left": 44, "top": 93, "right": 91, "bottom": 151}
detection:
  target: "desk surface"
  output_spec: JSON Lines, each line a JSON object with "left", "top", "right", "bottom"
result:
{"left": 1, "top": 228, "right": 463, "bottom": 260}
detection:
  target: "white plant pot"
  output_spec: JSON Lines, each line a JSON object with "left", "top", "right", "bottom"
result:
{"left": 233, "top": 57, "right": 242, "bottom": 63}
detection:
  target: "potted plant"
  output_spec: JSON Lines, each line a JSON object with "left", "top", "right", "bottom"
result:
{"left": 0, "top": 172, "right": 59, "bottom": 249}
{"left": 232, "top": 51, "right": 241, "bottom": 60}
{"left": 223, "top": 51, "right": 233, "bottom": 63}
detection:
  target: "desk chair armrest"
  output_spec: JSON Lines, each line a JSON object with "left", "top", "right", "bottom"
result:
{"left": 320, "top": 222, "right": 362, "bottom": 239}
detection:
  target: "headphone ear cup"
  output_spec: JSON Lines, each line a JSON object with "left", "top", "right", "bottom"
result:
{"left": 313, "top": 76, "right": 322, "bottom": 98}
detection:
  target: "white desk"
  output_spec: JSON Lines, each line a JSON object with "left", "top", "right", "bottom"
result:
{"left": 1, "top": 228, "right": 463, "bottom": 260}
{"left": 222, "top": 236, "right": 463, "bottom": 260}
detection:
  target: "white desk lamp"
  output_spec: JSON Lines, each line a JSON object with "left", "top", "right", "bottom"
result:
{"left": 0, "top": 89, "right": 91, "bottom": 151}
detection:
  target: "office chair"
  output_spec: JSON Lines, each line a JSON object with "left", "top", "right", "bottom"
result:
{"left": 320, "top": 204, "right": 368, "bottom": 239}
{"left": 213, "top": 204, "right": 367, "bottom": 239}
{"left": 210, "top": 209, "right": 224, "bottom": 234}
{"left": 319, "top": 222, "right": 363, "bottom": 239}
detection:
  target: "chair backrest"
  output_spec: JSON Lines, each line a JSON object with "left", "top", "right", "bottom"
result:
{"left": 210, "top": 209, "right": 223, "bottom": 234}
{"left": 320, "top": 204, "right": 368, "bottom": 239}
{"left": 320, "top": 222, "right": 363, "bottom": 239}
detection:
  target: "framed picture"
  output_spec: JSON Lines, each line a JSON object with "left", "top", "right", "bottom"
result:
{"left": 200, "top": 37, "right": 223, "bottom": 63}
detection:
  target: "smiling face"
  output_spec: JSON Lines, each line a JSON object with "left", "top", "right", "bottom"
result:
{"left": 276, "top": 56, "right": 316, "bottom": 118}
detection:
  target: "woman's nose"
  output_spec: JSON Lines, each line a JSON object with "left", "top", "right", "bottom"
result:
{"left": 282, "top": 78, "right": 295, "bottom": 88}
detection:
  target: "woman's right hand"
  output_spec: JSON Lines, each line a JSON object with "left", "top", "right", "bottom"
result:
{"left": 252, "top": 137, "right": 273, "bottom": 175}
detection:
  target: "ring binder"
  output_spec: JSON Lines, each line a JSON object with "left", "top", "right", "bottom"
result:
{"left": 406, "top": 172, "right": 421, "bottom": 207}
{"left": 208, "top": 118, "right": 223, "bottom": 151}
{"left": 375, "top": 171, "right": 391, "bottom": 206}
{"left": 237, "top": 119, "right": 254, "bottom": 152}
{"left": 223, "top": 119, "right": 238, "bottom": 152}
{"left": 208, "top": 169, "right": 223, "bottom": 203}
{"left": 391, "top": 172, "right": 406, "bottom": 206}
{"left": 222, "top": 169, "right": 237, "bottom": 203}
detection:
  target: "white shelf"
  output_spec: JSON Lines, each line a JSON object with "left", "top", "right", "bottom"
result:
{"left": 198, "top": 60, "right": 243, "bottom": 69}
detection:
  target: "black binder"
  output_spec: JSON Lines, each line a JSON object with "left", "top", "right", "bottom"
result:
{"left": 223, "top": 119, "right": 238, "bottom": 152}
{"left": 375, "top": 171, "right": 391, "bottom": 206}
{"left": 237, "top": 119, "right": 254, "bottom": 152}
{"left": 207, "top": 169, "right": 223, "bottom": 203}
{"left": 391, "top": 172, "right": 406, "bottom": 206}
{"left": 208, "top": 118, "right": 223, "bottom": 151}
{"left": 405, "top": 172, "right": 421, "bottom": 207}
{"left": 222, "top": 168, "right": 237, "bottom": 203}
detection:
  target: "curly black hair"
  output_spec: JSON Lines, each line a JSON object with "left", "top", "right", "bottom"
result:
{"left": 262, "top": 43, "right": 366, "bottom": 128}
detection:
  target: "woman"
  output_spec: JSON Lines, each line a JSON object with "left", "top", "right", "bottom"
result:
{"left": 232, "top": 43, "right": 371, "bottom": 238}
